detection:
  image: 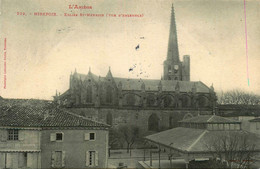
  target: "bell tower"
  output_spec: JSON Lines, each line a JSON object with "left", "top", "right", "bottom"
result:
{"left": 163, "top": 4, "right": 190, "bottom": 81}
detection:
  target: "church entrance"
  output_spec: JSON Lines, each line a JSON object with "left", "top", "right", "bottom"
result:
{"left": 148, "top": 114, "right": 159, "bottom": 131}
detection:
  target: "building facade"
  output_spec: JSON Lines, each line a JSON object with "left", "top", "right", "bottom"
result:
{"left": 249, "top": 117, "right": 260, "bottom": 135}
{"left": 41, "top": 128, "right": 108, "bottom": 168}
{"left": 54, "top": 5, "right": 217, "bottom": 133}
{"left": 145, "top": 115, "right": 260, "bottom": 168}
{"left": 0, "top": 128, "right": 41, "bottom": 169}
{"left": 0, "top": 101, "right": 109, "bottom": 169}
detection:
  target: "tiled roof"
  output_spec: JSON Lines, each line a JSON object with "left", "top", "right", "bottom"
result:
{"left": 249, "top": 117, "right": 260, "bottom": 122}
{"left": 179, "top": 115, "right": 239, "bottom": 124}
{"left": 145, "top": 127, "right": 260, "bottom": 153}
{"left": 146, "top": 127, "right": 205, "bottom": 152}
{"left": 0, "top": 98, "right": 51, "bottom": 107}
{"left": 73, "top": 72, "right": 211, "bottom": 93}
{"left": 0, "top": 99, "right": 109, "bottom": 128}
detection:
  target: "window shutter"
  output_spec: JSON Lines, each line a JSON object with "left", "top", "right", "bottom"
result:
{"left": 84, "top": 133, "right": 90, "bottom": 141}
{"left": 18, "top": 130, "right": 24, "bottom": 141}
{"left": 51, "top": 151, "right": 55, "bottom": 168}
{"left": 6, "top": 153, "right": 12, "bottom": 168}
{"left": 95, "top": 151, "right": 99, "bottom": 167}
{"left": 50, "top": 133, "right": 56, "bottom": 141}
{"left": 0, "top": 130, "right": 7, "bottom": 142}
{"left": 86, "top": 151, "right": 89, "bottom": 166}
{"left": 62, "top": 151, "right": 66, "bottom": 167}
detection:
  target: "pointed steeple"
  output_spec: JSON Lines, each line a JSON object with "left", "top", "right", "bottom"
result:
{"left": 106, "top": 66, "right": 113, "bottom": 79}
{"left": 167, "top": 3, "right": 179, "bottom": 62}
{"left": 210, "top": 83, "right": 214, "bottom": 91}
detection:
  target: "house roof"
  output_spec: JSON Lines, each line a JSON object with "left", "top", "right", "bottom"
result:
{"left": 0, "top": 98, "right": 109, "bottom": 128}
{"left": 72, "top": 72, "right": 211, "bottom": 93}
{"left": 249, "top": 117, "right": 260, "bottom": 122}
{"left": 179, "top": 115, "right": 240, "bottom": 124}
{"left": 0, "top": 98, "right": 51, "bottom": 107}
{"left": 145, "top": 127, "right": 260, "bottom": 153}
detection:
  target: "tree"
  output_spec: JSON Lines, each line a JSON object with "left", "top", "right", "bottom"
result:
{"left": 205, "top": 131, "right": 258, "bottom": 169}
{"left": 117, "top": 125, "right": 140, "bottom": 155}
{"left": 109, "top": 127, "right": 121, "bottom": 147}
{"left": 108, "top": 127, "right": 122, "bottom": 157}
{"left": 217, "top": 89, "right": 260, "bottom": 105}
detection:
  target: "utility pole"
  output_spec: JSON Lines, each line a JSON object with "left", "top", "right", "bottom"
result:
{"left": 158, "top": 145, "right": 161, "bottom": 169}
{"left": 169, "top": 143, "right": 173, "bottom": 168}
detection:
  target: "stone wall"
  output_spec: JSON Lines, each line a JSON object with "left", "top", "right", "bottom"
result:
{"left": 67, "top": 107, "right": 213, "bottom": 134}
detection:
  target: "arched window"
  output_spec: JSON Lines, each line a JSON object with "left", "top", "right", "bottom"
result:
{"left": 126, "top": 94, "right": 136, "bottom": 106}
{"left": 106, "top": 112, "right": 113, "bottom": 125}
{"left": 163, "top": 95, "right": 173, "bottom": 107}
{"left": 86, "top": 85, "right": 92, "bottom": 103}
{"left": 148, "top": 114, "right": 159, "bottom": 131}
{"left": 183, "top": 113, "right": 193, "bottom": 120}
{"left": 168, "top": 65, "right": 171, "bottom": 72}
{"left": 182, "top": 95, "right": 191, "bottom": 108}
{"left": 198, "top": 96, "right": 209, "bottom": 107}
{"left": 147, "top": 94, "right": 156, "bottom": 106}
{"left": 106, "top": 86, "right": 112, "bottom": 103}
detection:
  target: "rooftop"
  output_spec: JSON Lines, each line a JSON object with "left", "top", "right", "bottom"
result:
{"left": 249, "top": 117, "right": 260, "bottom": 122}
{"left": 0, "top": 98, "right": 109, "bottom": 128}
{"left": 179, "top": 115, "right": 240, "bottom": 124}
{"left": 145, "top": 127, "right": 260, "bottom": 153}
{"left": 71, "top": 71, "right": 211, "bottom": 93}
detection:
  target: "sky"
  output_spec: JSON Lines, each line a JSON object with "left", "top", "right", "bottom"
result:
{"left": 0, "top": 0, "right": 260, "bottom": 100}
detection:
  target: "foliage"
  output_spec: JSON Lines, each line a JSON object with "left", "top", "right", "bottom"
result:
{"left": 117, "top": 125, "right": 140, "bottom": 154}
{"left": 109, "top": 125, "right": 141, "bottom": 152}
{"left": 109, "top": 127, "right": 121, "bottom": 149}
{"left": 205, "top": 131, "right": 257, "bottom": 169}
{"left": 217, "top": 89, "right": 260, "bottom": 105}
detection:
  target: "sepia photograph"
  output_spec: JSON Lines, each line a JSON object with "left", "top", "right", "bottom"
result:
{"left": 0, "top": 0, "right": 260, "bottom": 168}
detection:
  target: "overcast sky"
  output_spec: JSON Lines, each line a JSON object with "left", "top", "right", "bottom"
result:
{"left": 0, "top": 0, "right": 260, "bottom": 100}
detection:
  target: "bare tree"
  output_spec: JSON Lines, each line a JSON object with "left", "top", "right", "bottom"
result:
{"left": 217, "top": 89, "right": 260, "bottom": 105}
{"left": 117, "top": 125, "right": 140, "bottom": 155}
{"left": 205, "top": 131, "right": 258, "bottom": 169}
{"left": 109, "top": 127, "right": 120, "bottom": 148}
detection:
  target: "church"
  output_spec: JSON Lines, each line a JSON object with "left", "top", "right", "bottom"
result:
{"left": 54, "top": 5, "right": 217, "bottom": 133}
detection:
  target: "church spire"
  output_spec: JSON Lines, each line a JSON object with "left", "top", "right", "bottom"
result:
{"left": 167, "top": 3, "right": 179, "bottom": 62}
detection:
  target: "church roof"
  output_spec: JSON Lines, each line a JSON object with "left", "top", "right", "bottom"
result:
{"left": 72, "top": 72, "right": 211, "bottom": 93}
{"left": 145, "top": 127, "right": 260, "bottom": 153}
{"left": 179, "top": 115, "right": 240, "bottom": 124}
{"left": 0, "top": 99, "right": 109, "bottom": 128}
